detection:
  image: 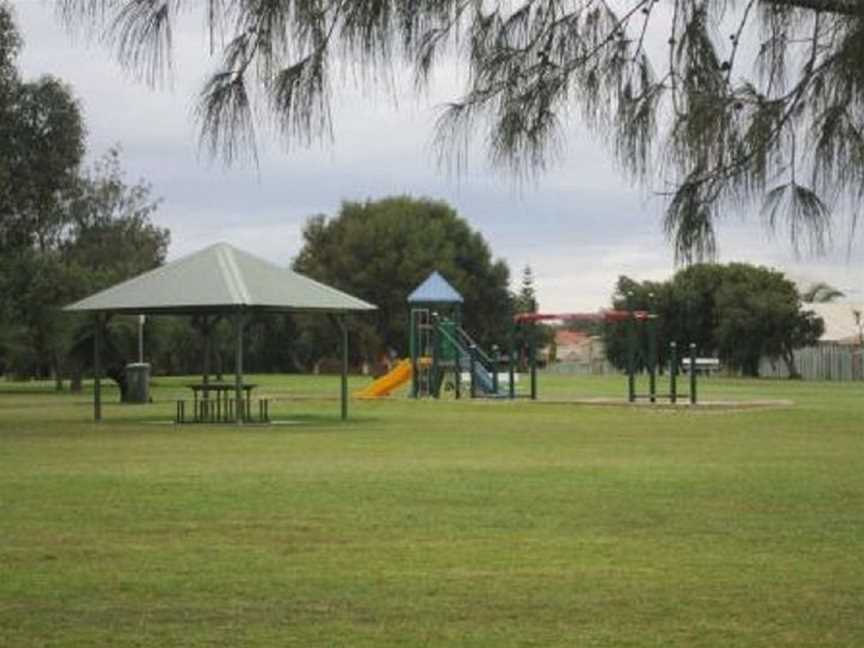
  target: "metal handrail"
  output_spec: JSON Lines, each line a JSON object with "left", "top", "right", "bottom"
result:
{"left": 436, "top": 324, "right": 492, "bottom": 375}
{"left": 454, "top": 326, "right": 495, "bottom": 370}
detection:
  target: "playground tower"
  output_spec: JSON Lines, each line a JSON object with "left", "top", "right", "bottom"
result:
{"left": 407, "top": 271, "right": 464, "bottom": 398}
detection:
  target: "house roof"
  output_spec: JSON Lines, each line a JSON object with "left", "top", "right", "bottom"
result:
{"left": 554, "top": 330, "right": 590, "bottom": 347}
{"left": 407, "top": 271, "right": 464, "bottom": 304}
{"left": 804, "top": 302, "right": 864, "bottom": 343}
{"left": 64, "top": 242, "right": 377, "bottom": 315}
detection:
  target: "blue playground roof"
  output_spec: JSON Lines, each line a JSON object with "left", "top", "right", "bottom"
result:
{"left": 407, "top": 271, "right": 464, "bottom": 304}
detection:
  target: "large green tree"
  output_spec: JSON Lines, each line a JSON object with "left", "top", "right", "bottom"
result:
{"left": 293, "top": 196, "right": 512, "bottom": 365}
{"left": 1, "top": 2, "right": 84, "bottom": 254}
{"left": 61, "top": 149, "right": 169, "bottom": 395}
{"left": 603, "top": 263, "right": 824, "bottom": 376}
{"left": 57, "top": 0, "right": 862, "bottom": 259}
{"left": 0, "top": 5, "right": 168, "bottom": 391}
{"left": 0, "top": 1, "right": 85, "bottom": 381}
{"left": 0, "top": 147, "right": 168, "bottom": 391}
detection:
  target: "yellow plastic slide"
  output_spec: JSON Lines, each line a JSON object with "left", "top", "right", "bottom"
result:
{"left": 354, "top": 358, "right": 429, "bottom": 399}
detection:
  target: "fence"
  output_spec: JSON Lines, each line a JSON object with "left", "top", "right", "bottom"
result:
{"left": 545, "top": 358, "right": 619, "bottom": 376}
{"left": 759, "top": 343, "right": 864, "bottom": 381}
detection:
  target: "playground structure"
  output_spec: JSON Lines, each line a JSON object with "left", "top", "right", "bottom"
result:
{"left": 356, "top": 271, "right": 702, "bottom": 404}
{"left": 515, "top": 310, "right": 700, "bottom": 404}
{"left": 356, "top": 272, "right": 529, "bottom": 400}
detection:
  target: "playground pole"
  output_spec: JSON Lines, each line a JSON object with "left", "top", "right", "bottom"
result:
{"left": 689, "top": 343, "right": 697, "bottom": 404}
{"left": 431, "top": 316, "right": 440, "bottom": 398}
{"left": 648, "top": 316, "right": 657, "bottom": 404}
{"left": 491, "top": 344, "right": 499, "bottom": 394}
{"left": 529, "top": 324, "right": 537, "bottom": 400}
{"left": 508, "top": 329, "right": 516, "bottom": 400}
{"left": 670, "top": 342, "right": 678, "bottom": 404}
{"left": 469, "top": 345, "right": 477, "bottom": 398}
{"left": 409, "top": 309, "right": 418, "bottom": 398}
{"left": 627, "top": 315, "right": 636, "bottom": 403}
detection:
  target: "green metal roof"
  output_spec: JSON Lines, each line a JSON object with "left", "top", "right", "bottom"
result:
{"left": 65, "top": 242, "right": 377, "bottom": 314}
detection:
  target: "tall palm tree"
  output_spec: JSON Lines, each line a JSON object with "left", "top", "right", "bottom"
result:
{"left": 800, "top": 282, "right": 845, "bottom": 303}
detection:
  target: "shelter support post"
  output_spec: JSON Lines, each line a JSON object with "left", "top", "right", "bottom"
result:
{"left": 339, "top": 315, "right": 348, "bottom": 421}
{"left": 202, "top": 316, "right": 212, "bottom": 386}
{"left": 329, "top": 314, "right": 350, "bottom": 420}
{"left": 94, "top": 314, "right": 103, "bottom": 422}
{"left": 234, "top": 310, "right": 244, "bottom": 424}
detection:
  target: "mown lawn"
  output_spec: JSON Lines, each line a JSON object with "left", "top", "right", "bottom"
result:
{"left": 0, "top": 373, "right": 862, "bottom": 646}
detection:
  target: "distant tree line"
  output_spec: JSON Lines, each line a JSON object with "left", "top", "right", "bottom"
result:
{"left": 602, "top": 264, "right": 825, "bottom": 378}
{"left": 1, "top": 5, "right": 525, "bottom": 393}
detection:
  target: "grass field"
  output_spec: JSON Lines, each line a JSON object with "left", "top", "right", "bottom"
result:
{"left": 1, "top": 373, "right": 862, "bottom": 646}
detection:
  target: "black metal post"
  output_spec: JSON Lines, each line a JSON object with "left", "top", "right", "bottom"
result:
{"left": 627, "top": 315, "right": 636, "bottom": 403}
{"left": 507, "top": 346, "right": 516, "bottom": 400}
{"left": 508, "top": 326, "right": 516, "bottom": 400}
{"left": 648, "top": 316, "right": 657, "bottom": 404}
{"left": 410, "top": 310, "right": 419, "bottom": 399}
{"left": 689, "top": 342, "right": 697, "bottom": 405}
{"left": 670, "top": 342, "right": 678, "bottom": 404}
{"left": 234, "top": 310, "right": 244, "bottom": 424}
{"left": 469, "top": 345, "right": 477, "bottom": 398}
{"left": 529, "top": 325, "right": 537, "bottom": 401}
{"left": 340, "top": 315, "right": 348, "bottom": 421}
{"left": 431, "top": 318, "right": 440, "bottom": 399}
{"left": 491, "top": 344, "right": 499, "bottom": 394}
{"left": 94, "top": 314, "right": 102, "bottom": 422}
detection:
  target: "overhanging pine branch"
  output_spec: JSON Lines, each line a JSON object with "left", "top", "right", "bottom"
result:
{"left": 763, "top": 0, "right": 861, "bottom": 16}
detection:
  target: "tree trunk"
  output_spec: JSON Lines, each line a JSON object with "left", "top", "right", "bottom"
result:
{"left": 782, "top": 350, "right": 801, "bottom": 379}
{"left": 70, "top": 361, "right": 83, "bottom": 393}
{"left": 53, "top": 351, "right": 64, "bottom": 392}
{"left": 106, "top": 365, "right": 129, "bottom": 402}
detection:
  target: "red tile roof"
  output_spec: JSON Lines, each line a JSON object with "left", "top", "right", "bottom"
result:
{"left": 554, "top": 330, "right": 589, "bottom": 346}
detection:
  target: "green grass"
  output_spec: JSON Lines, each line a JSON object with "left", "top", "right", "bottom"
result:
{"left": 1, "top": 373, "right": 862, "bottom": 646}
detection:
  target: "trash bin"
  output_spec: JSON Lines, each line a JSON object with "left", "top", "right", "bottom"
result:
{"left": 125, "top": 362, "right": 151, "bottom": 403}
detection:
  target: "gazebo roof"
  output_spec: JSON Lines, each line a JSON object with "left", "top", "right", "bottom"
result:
{"left": 65, "top": 242, "right": 376, "bottom": 315}
{"left": 407, "top": 271, "right": 463, "bottom": 304}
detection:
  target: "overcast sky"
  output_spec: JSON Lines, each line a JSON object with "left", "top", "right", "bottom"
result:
{"left": 14, "top": 2, "right": 863, "bottom": 311}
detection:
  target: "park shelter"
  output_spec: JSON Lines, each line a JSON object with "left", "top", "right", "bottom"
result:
{"left": 65, "top": 242, "right": 376, "bottom": 422}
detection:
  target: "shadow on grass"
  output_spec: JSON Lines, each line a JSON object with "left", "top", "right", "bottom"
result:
{"left": 102, "top": 410, "right": 384, "bottom": 431}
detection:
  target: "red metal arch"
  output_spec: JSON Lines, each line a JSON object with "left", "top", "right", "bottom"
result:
{"left": 513, "top": 310, "right": 650, "bottom": 324}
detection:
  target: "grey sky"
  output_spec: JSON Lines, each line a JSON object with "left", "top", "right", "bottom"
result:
{"left": 14, "top": 2, "right": 863, "bottom": 311}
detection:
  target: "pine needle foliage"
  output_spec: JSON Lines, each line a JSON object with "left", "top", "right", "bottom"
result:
{"left": 56, "top": 0, "right": 864, "bottom": 260}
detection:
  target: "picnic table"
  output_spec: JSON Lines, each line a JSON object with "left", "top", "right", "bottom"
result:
{"left": 185, "top": 382, "right": 257, "bottom": 423}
